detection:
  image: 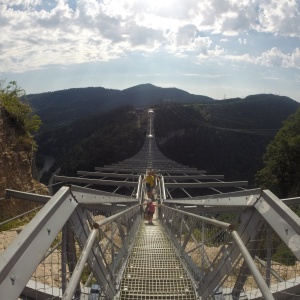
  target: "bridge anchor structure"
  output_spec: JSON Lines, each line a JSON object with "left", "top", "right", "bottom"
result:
{"left": 1, "top": 109, "right": 300, "bottom": 299}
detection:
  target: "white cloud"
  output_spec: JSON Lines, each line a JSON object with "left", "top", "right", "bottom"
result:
{"left": 224, "top": 53, "right": 253, "bottom": 63}
{"left": 258, "top": 0, "right": 300, "bottom": 37}
{"left": 1, "top": 0, "right": 300, "bottom": 99}
{"left": 176, "top": 25, "right": 199, "bottom": 46}
{"left": 1, "top": 0, "right": 42, "bottom": 7}
{"left": 290, "top": 48, "right": 300, "bottom": 68}
{"left": 127, "top": 25, "right": 163, "bottom": 48}
{"left": 207, "top": 45, "right": 225, "bottom": 57}
{"left": 256, "top": 47, "right": 300, "bottom": 69}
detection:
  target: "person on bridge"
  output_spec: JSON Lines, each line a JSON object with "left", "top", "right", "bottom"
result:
{"left": 149, "top": 169, "right": 160, "bottom": 183}
{"left": 141, "top": 200, "right": 161, "bottom": 225}
{"left": 143, "top": 171, "right": 156, "bottom": 200}
{"left": 149, "top": 169, "right": 160, "bottom": 196}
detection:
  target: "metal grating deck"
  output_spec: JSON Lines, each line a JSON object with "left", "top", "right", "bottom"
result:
{"left": 118, "top": 218, "right": 197, "bottom": 299}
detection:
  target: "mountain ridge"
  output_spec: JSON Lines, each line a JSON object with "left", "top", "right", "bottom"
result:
{"left": 27, "top": 84, "right": 213, "bottom": 131}
{"left": 27, "top": 83, "right": 299, "bottom": 133}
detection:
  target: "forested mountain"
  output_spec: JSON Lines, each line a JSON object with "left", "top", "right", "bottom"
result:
{"left": 36, "top": 91, "right": 300, "bottom": 188}
{"left": 37, "top": 106, "right": 147, "bottom": 181}
{"left": 28, "top": 84, "right": 213, "bottom": 131}
{"left": 154, "top": 95, "right": 300, "bottom": 187}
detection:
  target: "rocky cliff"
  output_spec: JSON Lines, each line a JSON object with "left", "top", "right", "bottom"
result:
{"left": 0, "top": 104, "right": 48, "bottom": 220}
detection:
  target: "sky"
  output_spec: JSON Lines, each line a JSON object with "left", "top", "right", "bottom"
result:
{"left": 1, "top": 0, "right": 300, "bottom": 101}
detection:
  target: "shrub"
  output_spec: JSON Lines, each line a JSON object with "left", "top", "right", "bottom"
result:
{"left": 0, "top": 80, "right": 41, "bottom": 149}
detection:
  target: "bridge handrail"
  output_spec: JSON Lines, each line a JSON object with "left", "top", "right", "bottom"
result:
{"left": 230, "top": 230, "right": 274, "bottom": 299}
{"left": 159, "top": 175, "right": 166, "bottom": 202}
{"left": 161, "top": 205, "right": 234, "bottom": 230}
{"left": 0, "top": 186, "right": 143, "bottom": 300}
{"left": 63, "top": 204, "right": 141, "bottom": 300}
{"left": 136, "top": 175, "right": 143, "bottom": 201}
{"left": 93, "top": 203, "right": 141, "bottom": 228}
{"left": 159, "top": 205, "right": 275, "bottom": 300}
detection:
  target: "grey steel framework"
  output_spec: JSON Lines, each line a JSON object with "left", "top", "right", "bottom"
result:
{"left": 1, "top": 109, "right": 300, "bottom": 299}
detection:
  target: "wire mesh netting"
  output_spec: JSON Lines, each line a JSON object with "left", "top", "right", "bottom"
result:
{"left": 0, "top": 194, "right": 141, "bottom": 300}
{"left": 0, "top": 198, "right": 43, "bottom": 252}
{"left": 159, "top": 205, "right": 300, "bottom": 299}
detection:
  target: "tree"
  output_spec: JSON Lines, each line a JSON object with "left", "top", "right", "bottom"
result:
{"left": 255, "top": 108, "right": 300, "bottom": 198}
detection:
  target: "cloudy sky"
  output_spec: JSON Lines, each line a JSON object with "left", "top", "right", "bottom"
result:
{"left": 1, "top": 0, "right": 300, "bottom": 101}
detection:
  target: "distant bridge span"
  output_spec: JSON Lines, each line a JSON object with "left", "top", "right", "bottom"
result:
{"left": 1, "top": 109, "right": 300, "bottom": 299}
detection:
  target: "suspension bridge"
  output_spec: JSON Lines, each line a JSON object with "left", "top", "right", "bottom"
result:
{"left": 1, "top": 109, "right": 300, "bottom": 299}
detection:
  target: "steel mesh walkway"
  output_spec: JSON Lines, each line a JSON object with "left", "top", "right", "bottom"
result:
{"left": 118, "top": 217, "right": 197, "bottom": 299}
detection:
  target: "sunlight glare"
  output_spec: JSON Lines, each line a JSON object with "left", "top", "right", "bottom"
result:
{"left": 137, "top": 0, "right": 179, "bottom": 29}
{"left": 140, "top": 0, "right": 177, "bottom": 11}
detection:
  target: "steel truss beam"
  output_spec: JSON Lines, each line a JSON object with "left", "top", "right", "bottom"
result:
{"left": 198, "top": 208, "right": 268, "bottom": 299}
{"left": 65, "top": 185, "right": 137, "bottom": 203}
{"left": 6, "top": 189, "right": 51, "bottom": 203}
{"left": 66, "top": 203, "right": 118, "bottom": 299}
{"left": 163, "top": 174, "right": 224, "bottom": 180}
{"left": 0, "top": 187, "right": 77, "bottom": 300}
{"left": 53, "top": 175, "right": 139, "bottom": 187}
{"left": 95, "top": 166, "right": 207, "bottom": 174}
{"left": 256, "top": 190, "right": 300, "bottom": 261}
{"left": 164, "top": 181, "right": 248, "bottom": 188}
{"left": 164, "top": 189, "right": 261, "bottom": 207}
{"left": 6, "top": 186, "right": 137, "bottom": 205}
{"left": 77, "top": 171, "right": 140, "bottom": 179}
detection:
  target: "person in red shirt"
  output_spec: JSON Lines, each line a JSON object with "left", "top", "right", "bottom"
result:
{"left": 141, "top": 200, "right": 161, "bottom": 225}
